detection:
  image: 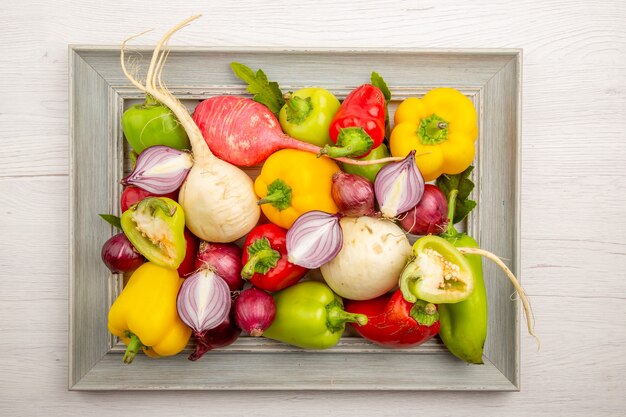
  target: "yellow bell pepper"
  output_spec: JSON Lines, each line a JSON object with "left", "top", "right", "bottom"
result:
{"left": 390, "top": 88, "right": 478, "bottom": 182}
{"left": 108, "top": 262, "right": 192, "bottom": 364}
{"left": 255, "top": 149, "right": 340, "bottom": 229}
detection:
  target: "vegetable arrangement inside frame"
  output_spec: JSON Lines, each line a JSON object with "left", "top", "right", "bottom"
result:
{"left": 100, "top": 15, "right": 538, "bottom": 365}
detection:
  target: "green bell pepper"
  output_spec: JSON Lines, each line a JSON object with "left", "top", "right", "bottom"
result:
{"left": 436, "top": 166, "right": 488, "bottom": 364}
{"left": 121, "top": 95, "right": 190, "bottom": 154}
{"left": 342, "top": 143, "right": 390, "bottom": 183}
{"left": 278, "top": 88, "right": 341, "bottom": 147}
{"left": 263, "top": 281, "right": 368, "bottom": 349}
{"left": 121, "top": 197, "right": 186, "bottom": 270}
{"left": 399, "top": 235, "right": 475, "bottom": 304}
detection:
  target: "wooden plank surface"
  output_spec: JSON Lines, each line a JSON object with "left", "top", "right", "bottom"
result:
{"left": 1, "top": 0, "right": 625, "bottom": 415}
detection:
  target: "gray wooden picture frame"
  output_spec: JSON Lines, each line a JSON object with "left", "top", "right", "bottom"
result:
{"left": 69, "top": 47, "right": 521, "bottom": 391}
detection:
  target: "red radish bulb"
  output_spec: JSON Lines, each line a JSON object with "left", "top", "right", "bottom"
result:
{"left": 399, "top": 184, "right": 448, "bottom": 235}
{"left": 234, "top": 287, "right": 276, "bottom": 337}
{"left": 192, "top": 96, "right": 402, "bottom": 168}
{"left": 101, "top": 233, "right": 144, "bottom": 273}
{"left": 195, "top": 242, "right": 244, "bottom": 291}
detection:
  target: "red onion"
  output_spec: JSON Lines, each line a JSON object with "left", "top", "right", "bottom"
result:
{"left": 176, "top": 269, "right": 231, "bottom": 336}
{"left": 286, "top": 210, "right": 343, "bottom": 269}
{"left": 189, "top": 302, "right": 241, "bottom": 361}
{"left": 234, "top": 287, "right": 276, "bottom": 337}
{"left": 195, "top": 242, "right": 244, "bottom": 291}
{"left": 121, "top": 145, "right": 193, "bottom": 194}
{"left": 177, "top": 229, "right": 199, "bottom": 277}
{"left": 374, "top": 150, "right": 424, "bottom": 218}
{"left": 101, "top": 233, "right": 144, "bottom": 273}
{"left": 331, "top": 171, "right": 375, "bottom": 217}
{"left": 400, "top": 184, "right": 449, "bottom": 235}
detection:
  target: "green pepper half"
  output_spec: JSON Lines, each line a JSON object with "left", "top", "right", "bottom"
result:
{"left": 399, "top": 235, "right": 474, "bottom": 304}
{"left": 120, "top": 197, "right": 186, "bottom": 270}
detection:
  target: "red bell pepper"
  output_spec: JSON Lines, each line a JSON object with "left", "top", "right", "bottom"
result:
{"left": 241, "top": 223, "right": 308, "bottom": 292}
{"left": 344, "top": 289, "right": 440, "bottom": 348}
{"left": 120, "top": 185, "right": 179, "bottom": 212}
{"left": 321, "top": 84, "right": 386, "bottom": 158}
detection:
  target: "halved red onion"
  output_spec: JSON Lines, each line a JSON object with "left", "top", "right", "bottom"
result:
{"left": 176, "top": 268, "right": 231, "bottom": 334}
{"left": 286, "top": 210, "right": 343, "bottom": 269}
{"left": 122, "top": 145, "right": 193, "bottom": 194}
{"left": 374, "top": 150, "right": 424, "bottom": 218}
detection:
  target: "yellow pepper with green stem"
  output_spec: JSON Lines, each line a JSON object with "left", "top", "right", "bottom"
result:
{"left": 254, "top": 149, "right": 340, "bottom": 229}
{"left": 108, "top": 262, "right": 192, "bottom": 364}
{"left": 390, "top": 88, "right": 478, "bottom": 182}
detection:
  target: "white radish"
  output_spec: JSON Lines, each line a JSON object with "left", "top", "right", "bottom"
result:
{"left": 320, "top": 216, "right": 412, "bottom": 300}
{"left": 120, "top": 15, "right": 260, "bottom": 242}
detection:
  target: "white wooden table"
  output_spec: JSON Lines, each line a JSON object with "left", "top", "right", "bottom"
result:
{"left": 1, "top": 1, "right": 624, "bottom": 415}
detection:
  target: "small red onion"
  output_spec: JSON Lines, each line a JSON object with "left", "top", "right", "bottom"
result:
{"left": 331, "top": 171, "right": 375, "bottom": 217}
{"left": 101, "top": 233, "right": 144, "bottom": 273}
{"left": 399, "top": 184, "right": 449, "bottom": 235}
{"left": 374, "top": 150, "right": 424, "bottom": 218}
{"left": 189, "top": 302, "right": 241, "bottom": 361}
{"left": 286, "top": 210, "right": 343, "bottom": 269}
{"left": 121, "top": 145, "right": 193, "bottom": 194}
{"left": 195, "top": 242, "right": 244, "bottom": 291}
{"left": 176, "top": 269, "right": 231, "bottom": 335}
{"left": 177, "top": 229, "right": 199, "bottom": 277}
{"left": 234, "top": 287, "right": 276, "bottom": 337}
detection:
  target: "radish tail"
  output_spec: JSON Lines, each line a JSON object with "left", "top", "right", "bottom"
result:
{"left": 120, "top": 15, "right": 213, "bottom": 161}
{"left": 457, "top": 246, "right": 540, "bottom": 350}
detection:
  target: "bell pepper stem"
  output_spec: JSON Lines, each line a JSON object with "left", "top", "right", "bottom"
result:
{"left": 399, "top": 259, "right": 420, "bottom": 303}
{"left": 241, "top": 248, "right": 280, "bottom": 279}
{"left": 326, "top": 301, "right": 368, "bottom": 332}
{"left": 257, "top": 179, "right": 292, "bottom": 211}
{"left": 285, "top": 94, "right": 313, "bottom": 124}
{"left": 318, "top": 127, "right": 374, "bottom": 158}
{"left": 409, "top": 300, "right": 439, "bottom": 327}
{"left": 418, "top": 114, "right": 449, "bottom": 145}
{"left": 122, "top": 333, "right": 146, "bottom": 364}
{"left": 143, "top": 94, "right": 159, "bottom": 107}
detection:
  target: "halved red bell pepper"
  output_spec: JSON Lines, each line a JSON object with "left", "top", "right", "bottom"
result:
{"left": 241, "top": 223, "right": 308, "bottom": 292}
{"left": 344, "top": 289, "right": 440, "bottom": 348}
{"left": 321, "top": 84, "right": 386, "bottom": 158}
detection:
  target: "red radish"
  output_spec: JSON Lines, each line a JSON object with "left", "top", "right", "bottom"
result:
{"left": 177, "top": 229, "right": 199, "bottom": 277}
{"left": 192, "top": 96, "right": 404, "bottom": 167}
{"left": 120, "top": 15, "right": 260, "bottom": 243}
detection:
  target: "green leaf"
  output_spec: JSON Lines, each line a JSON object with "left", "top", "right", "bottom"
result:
{"left": 99, "top": 214, "right": 122, "bottom": 230}
{"left": 231, "top": 62, "right": 285, "bottom": 117}
{"left": 370, "top": 71, "right": 391, "bottom": 137}
{"left": 436, "top": 166, "right": 476, "bottom": 224}
{"left": 370, "top": 71, "right": 391, "bottom": 102}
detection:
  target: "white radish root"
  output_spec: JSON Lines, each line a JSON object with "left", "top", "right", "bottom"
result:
{"left": 457, "top": 246, "right": 540, "bottom": 350}
{"left": 120, "top": 15, "right": 260, "bottom": 242}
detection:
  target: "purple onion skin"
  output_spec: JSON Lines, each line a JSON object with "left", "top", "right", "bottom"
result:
{"left": 121, "top": 145, "right": 192, "bottom": 194}
{"left": 101, "top": 233, "right": 144, "bottom": 273}
{"left": 195, "top": 242, "right": 244, "bottom": 291}
{"left": 234, "top": 287, "right": 276, "bottom": 337}
{"left": 331, "top": 171, "right": 376, "bottom": 217}
{"left": 399, "top": 184, "right": 449, "bottom": 235}
{"left": 190, "top": 303, "right": 241, "bottom": 361}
